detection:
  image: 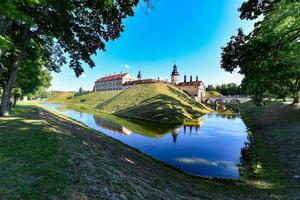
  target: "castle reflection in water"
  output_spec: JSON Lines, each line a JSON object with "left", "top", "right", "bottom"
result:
{"left": 44, "top": 103, "right": 247, "bottom": 179}
{"left": 92, "top": 105, "right": 238, "bottom": 144}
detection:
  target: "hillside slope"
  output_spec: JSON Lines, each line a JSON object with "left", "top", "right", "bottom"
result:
{"left": 204, "top": 90, "right": 222, "bottom": 97}
{"left": 96, "top": 83, "right": 209, "bottom": 123}
{"left": 48, "top": 83, "right": 210, "bottom": 124}
{"left": 48, "top": 91, "right": 121, "bottom": 106}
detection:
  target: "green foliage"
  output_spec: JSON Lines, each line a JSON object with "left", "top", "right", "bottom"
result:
{"left": 16, "top": 60, "right": 52, "bottom": 97}
{"left": 0, "top": 36, "right": 13, "bottom": 51}
{"left": 206, "top": 84, "right": 215, "bottom": 91}
{"left": 221, "top": 0, "right": 300, "bottom": 105}
{"left": 1, "top": 0, "right": 149, "bottom": 115}
{"left": 1, "top": 0, "right": 143, "bottom": 76}
{"left": 206, "top": 83, "right": 244, "bottom": 96}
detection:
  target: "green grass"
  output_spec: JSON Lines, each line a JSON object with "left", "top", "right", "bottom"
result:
{"left": 48, "top": 83, "right": 210, "bottom": 124}
{"left": 47, "top": 90, "right": 121, "bottom": 106}
{"left": 237, "top": 101, "right": 300, "bottom": 199}
{"left": 1, "top": 101, "right": 298, "bottom": 199}
{"left": 0, "top": 104, "right": 70, "bottom": 199}
{"left": 204, "top": 90, "right": 222, "bottom": 97}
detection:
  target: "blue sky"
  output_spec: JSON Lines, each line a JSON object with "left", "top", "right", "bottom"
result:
{"left": 50, "top": 0, "right": 255, "bottom": 91}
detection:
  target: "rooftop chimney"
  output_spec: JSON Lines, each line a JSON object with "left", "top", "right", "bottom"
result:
{"left": 184, "top": 75, "right": 187, "bottom": 83}
{"left": 196, "top": 76, "right": 198, "bottom": 82}
{"left": 190, "top": 75, "right": 192, "bottom": 82}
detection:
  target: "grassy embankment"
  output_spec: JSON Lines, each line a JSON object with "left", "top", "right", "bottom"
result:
{"left": 0, "top": 103, "right": 300, "bottom": 199}
{"left": 1, "top": 101, "right": 298, "bottom": 199}
{"left": 204, "top": 90, "right": 222, "bottom": 97}
{"left": 48, "top": 83, "right": 210, "bottom": 124}
{"left": 237, "top": 101, "right": 300, "bottom": 199}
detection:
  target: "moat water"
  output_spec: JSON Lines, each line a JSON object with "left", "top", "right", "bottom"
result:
{"left": 43, "top": 103, "right": 249, "bottom": 179}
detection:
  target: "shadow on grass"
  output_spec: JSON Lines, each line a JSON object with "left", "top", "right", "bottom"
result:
{"left": 0, "top": 105, "right": 70, "bottom": 199}
{"left": 167, "top": 86, "right": 207, "bottom": 109}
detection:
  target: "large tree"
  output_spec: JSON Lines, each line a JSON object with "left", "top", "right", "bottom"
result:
{"left": 0, "top": 0, "right": 147, "bottom": 116}
{"left": 221, "top": 0, "right": 300, "bottom": 105}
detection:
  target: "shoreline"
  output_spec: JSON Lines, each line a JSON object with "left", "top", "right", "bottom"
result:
{"left": 44, "top": 101, "right": 208, "bottom": 126}
{"left": 0, "top": 101, "right": 297, "bottom": 199}
{"left": 39, "top": 102, "right": 243, "bottom": 182}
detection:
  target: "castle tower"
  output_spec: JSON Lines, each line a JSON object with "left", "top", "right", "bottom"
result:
{"left": 171, "top": 64, "right": 180, "bottom": 84}
{"left": 137, "top": 70, "right": 142, "bottom": 80}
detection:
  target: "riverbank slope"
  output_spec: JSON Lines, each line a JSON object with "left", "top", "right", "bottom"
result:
{"left": 0, "top": 102, "right": 296, "bottom": 199}
{"left": 48, "top": 83, "right": 210, "bottom": 124}
{"left": 238, "top": 101, "right": 300, "bottom": 199}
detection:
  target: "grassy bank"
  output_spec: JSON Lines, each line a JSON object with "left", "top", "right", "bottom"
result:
{"left": 0, "top": 103, "right": 233, "bottom": 199}
{"left": 237, "top": 101, "right": 300, "bottom": 199}
{"left": 204, "top": 90, "right": 222, "bottom": 97}
{"left": 48, "top": 83, "right": 210, "bottom": 124}
{"left": 1, "top": 102, "right": 298, "bottom": 199}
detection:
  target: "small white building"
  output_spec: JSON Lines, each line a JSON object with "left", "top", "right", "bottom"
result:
{"left": 176, "top": 75, "right": 206, "bottom": 101}
{"left": 170, "top": 64, "right": 206, "bottom": 101}
{"left": 94, "top": 73, "right": 134, "bottom": 91}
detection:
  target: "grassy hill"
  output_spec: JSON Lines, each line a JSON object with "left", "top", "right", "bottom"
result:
{"left": 48, "top": 83, "right": 210, "bottom": 124}
{"left": 204, "top": 90, "right": 222, "bottom": 98}
{"left": 47, "top": 91, "right": 121, "bottom": 106}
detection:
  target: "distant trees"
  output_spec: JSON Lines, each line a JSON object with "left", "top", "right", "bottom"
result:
{"left": 206, "top": 85, "right": 215, "bottom": 92}
{"left": 206, "top": 83, "right": 244, "bottom": 96}
{"left": 221, "top": 0, "right": 300, "bottom": 105}
{"left": 0, "top": 0, "right": 148, "bottom": 116}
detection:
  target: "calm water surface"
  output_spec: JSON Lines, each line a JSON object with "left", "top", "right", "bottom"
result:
{"left": 43, "top": 103, "right": 249, "bottom": 179}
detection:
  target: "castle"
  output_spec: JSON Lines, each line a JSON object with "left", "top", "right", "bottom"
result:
{"left": 93, "top": 64, "right": 206, "bottom": 101}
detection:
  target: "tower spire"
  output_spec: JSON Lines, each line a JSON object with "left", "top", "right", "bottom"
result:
{"left": 171, "top": 63, "right": 180, "bottom": 84}
{"left": 137, "top": 70, "right": 142, "bottom": 80}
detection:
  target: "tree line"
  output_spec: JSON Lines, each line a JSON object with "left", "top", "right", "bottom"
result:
{"left": 206, "top": 83, "right": 245, "bottom": 96}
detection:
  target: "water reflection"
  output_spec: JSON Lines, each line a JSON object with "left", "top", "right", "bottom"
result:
{"left": 43, "top": 103, "right": 249, "bottom": 179}
{"left": 94, "top": 115, "right": 133, "bottom": 135}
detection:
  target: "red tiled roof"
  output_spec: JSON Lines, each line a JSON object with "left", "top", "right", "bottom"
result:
{"left": 177, "top": 81, "right": 203, "bottom": 86}
{"left": 123, "top": 79, "right": 167, "bottom": 86}
{"left": 95, "top": 73, "right": 128, "bottom": 83}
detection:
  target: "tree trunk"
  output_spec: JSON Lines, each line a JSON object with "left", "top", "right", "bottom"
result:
{"left": 293, "top": 92, "right": 299, "bottom": 104}
{"left": 283, "top": 97, "right": 286, "bottom": 102}
{"left": 13, "top": 95, "right": 18, "bottom": 107}
{"left": 293, "top": 79, "right": 300, "bottom": 104}
{"left": 0, "top": 49, "right": 5, "bottom": 77}
{"left": 0, "top": 16, "right": 12, "bottom": 35}
{"left": 0, "top": 52, "right": 25, "bottom": 116}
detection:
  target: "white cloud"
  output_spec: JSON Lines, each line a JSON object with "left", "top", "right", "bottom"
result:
{"left": 175, "top": 157, "right": 237, "bottom": 169}
{"left": 124, "top": 64, "right": 130, "bottom": 69}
